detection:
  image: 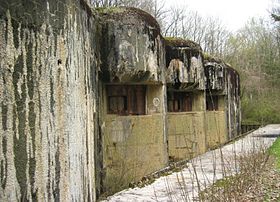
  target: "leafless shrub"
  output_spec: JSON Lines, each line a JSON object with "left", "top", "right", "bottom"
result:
{"left": 199, "top": 148, "right": 270, "bottom": 201}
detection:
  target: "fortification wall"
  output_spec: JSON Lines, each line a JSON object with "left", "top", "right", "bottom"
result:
{"left": 98, "top": 7, "right": 165, "bottom": 83}
{"left": 204, "top": 60, "right": 241, "bottom": 140}
{"left": 0, "top": 0, "right": 98, "bottom": 200}
{"left": 0, "top": 2, "right": 241, "bottom": 200}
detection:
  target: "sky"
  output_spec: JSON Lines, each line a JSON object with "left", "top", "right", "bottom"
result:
{"left": 163, "top": 0, "right": 272, "bottom": 31}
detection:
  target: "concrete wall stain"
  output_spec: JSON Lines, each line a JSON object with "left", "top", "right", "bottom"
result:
{"left": 0, "top": 0, "right": 97, "bottom": 201}
{"left": 0, "top": 2, "right": 241, "bottom": 201}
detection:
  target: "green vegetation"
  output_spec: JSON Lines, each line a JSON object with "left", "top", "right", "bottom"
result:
{"left": 269, "top": 137, "right": 280, "bottom": 168}
{"left": 224, "top": 17, "right": 280, "bottom": 125}
{"left": 164, "top": 37, "right": 202, "bottom": 50}
{"left": 242, "top": 94, "right": 280, "bottom": 125}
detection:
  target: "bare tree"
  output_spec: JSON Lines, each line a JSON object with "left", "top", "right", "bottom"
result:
{"left": 91, "top": 0, "right": 121, "bottom": 7}
{"left": 178, "top": 11, "right": 208, "bottom": 45}
{"left": 203, "top": 17, "right": 230, "bottom": 57}
{"left": 162, "top": 6, "right": 230, "bottom": 58}
{"left": 163, "top": 6, "right": 186, "bottom": 37}
{"left": 152, "top": 0, "right": 169, "bottom": 27}
{"left": 91, "top": 0, "right": 167, "bottom": 25}
{"left": 90, "top": 0, "right": 152, "bottom": 9}
{"left": 271, "top": 0, "right": 280, "bottom": 21}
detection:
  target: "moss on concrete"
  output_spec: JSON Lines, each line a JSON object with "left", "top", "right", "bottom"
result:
{"left": 164, "top": 37, "right": 202, "bottom": 51}
{"left": 96, "top": 6, "right": 160, "bottom": 33}
{"left": 203, "top": 53, "right": 223, "bottom": 63}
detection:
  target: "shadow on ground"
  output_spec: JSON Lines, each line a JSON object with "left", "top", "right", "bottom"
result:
{"left": 253, "top": 134, "right": 280, "bottom": 138}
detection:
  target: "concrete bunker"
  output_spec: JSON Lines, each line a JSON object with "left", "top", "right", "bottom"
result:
{"left": 97, "top": 7, "right": 168, "bottom": 194}
{"left": 204, "top": 56, "right": 241, "bottom": 140}
{"left": 165, "top": 38, "right": 207, "bottom": 161}
{"left": 165, "top": 39, "right": 241, "bottom": 161}
{"left": 0, "top": 2, "right": 241, "bottom": 200}
{"left": 204, "top": 56, "right": 241, "bottom": 148}
{"left": 98, "top": 7, "right": 164, "bottom": 83}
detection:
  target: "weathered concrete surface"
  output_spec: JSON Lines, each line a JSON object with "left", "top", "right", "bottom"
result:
{"left": 98, "top": 7, "right": 165, "bottom": 83}
{"left": 167, "top": 107, "right": 228, "bottom": 162}
{"left": 104, "top": 124, "right": 280, "bottom": 201}
{"left": 165, "top": 39, "right": 231, "bottom": 163}
{"left": 97, "top": 7, "right": 168, "bottom": 194}
{"left": 204, "top": 61, "right": 225, "bottom": 91}
{"left": 165, "top": 38, "right": 205, "bottom": 90}
{"left": 102, "top": 114, "right": 168, "bottom": 194}
{"left": 204, "top": 59, "right": 241, "bottom": 140}
{"left": 168, "top": 112, "right": 206, "bottom": 161}
{"left": 0, "top": 2, "right": 242, "bottom": 200}
{"left": 165, "top": 40, "right": 240, "bottom": 164}
{"left": 100, "top": 83, "right": 168, "bottom": 194}
{"left": 205, "top": 111, "right": 227, "bottom": 149}
{"left": 224, "top": 66, "right": 241, "bottom": 139}
{"left": 0, "top": 0, "right": 98, "bottom": 201}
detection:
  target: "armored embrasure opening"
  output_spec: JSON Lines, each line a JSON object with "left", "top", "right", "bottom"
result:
{"left": 167, "top": 91, "right": 193, "bottom": 112}
{"left": 206, "top": 94, "right": 219, "bottom": 111}
{"left": 106, "top": 85, "right": 146, "bottom": 115}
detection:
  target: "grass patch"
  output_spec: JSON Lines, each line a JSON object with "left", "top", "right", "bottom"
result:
{"left": 210, "top": 175, "right": 236, "bottom": 188}
{"left": 269, "top": 137, "right": 280, "bottom": 169}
